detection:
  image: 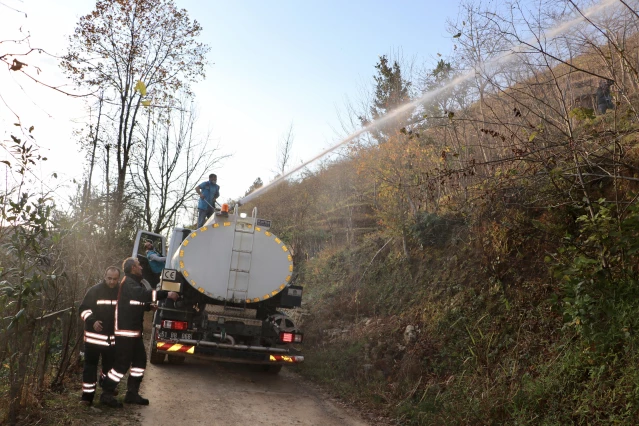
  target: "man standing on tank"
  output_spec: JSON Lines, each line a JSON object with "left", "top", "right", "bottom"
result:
{"left": 195, "top": 173, "right": 220, "bottom": 228}
{"left": 100, "top": 257, "right": 178, "bottom": 407}
{"left": 79, "top": 266, "right": 120, "bottom": 406}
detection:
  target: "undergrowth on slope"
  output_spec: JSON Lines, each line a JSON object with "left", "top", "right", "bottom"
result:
{"left": 298, "top": 196, "right": 639, "bottom": 424}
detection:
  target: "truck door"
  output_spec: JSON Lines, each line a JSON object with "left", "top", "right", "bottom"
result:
{"left": 133, "top": 230, "right": 167, "bottom": 289}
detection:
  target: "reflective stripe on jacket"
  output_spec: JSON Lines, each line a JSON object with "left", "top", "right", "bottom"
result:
{"left": 79, "top": 281, "right": 118, "bottom": 346}
{"left": 114, "top": 273, "right": 169, "bottom": 337}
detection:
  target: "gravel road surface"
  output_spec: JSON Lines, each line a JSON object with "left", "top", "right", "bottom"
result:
{"left": 137, "top": 357, "right": 370, "bottom": 426}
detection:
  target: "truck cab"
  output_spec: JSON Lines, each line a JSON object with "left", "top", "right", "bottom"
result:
{"left": 132, "top": 229, "right": 167, "bottom": 289}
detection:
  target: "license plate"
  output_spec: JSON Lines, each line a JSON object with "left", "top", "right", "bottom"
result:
{"left": 159, "top": 331, "right": 193, "bottom": 340}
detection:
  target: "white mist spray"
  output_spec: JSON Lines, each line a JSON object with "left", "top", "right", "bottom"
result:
{"left": 239, "top": 0, "right": 620, "bottom": 205}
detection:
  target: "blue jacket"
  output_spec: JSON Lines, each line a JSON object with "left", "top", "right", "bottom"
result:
{"left": 197, "top": 181, "right": 220, "bottom": 211}
{"left": 146, "top": 250, "right": 165, "bottom": 274}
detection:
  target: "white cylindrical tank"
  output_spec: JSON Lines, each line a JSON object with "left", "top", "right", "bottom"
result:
{"left": 170, "top": 210, "right": 293, "bottom": 303}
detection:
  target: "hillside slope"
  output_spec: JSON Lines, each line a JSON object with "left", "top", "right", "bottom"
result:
{"left": 242, "top": 8, "right": 639, "bottom": 423}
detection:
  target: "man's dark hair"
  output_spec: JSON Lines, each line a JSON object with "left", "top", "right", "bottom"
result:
{"left": 122, "top": 257, "right": 137, "bottom": 274}
{"left": 209, "top": 173, "right": 217, "bottom": 179}
{"left": 104, "top": 266, "right": 120, "bottom": 276}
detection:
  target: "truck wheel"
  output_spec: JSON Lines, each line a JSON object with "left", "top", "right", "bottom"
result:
{"left": 263, "top": 365, "right": 282, "bottom": 375}
{"left": 167, "top": 355, "right": 185, "bottom": 365}
{"left": 150, "top": 350, "right": 166, "bottom": 365}
{"left": 149, "top": 315, "right": 165, "bottom": 364}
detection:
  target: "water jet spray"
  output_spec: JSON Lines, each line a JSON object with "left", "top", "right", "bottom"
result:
{"left": 239, "top": 0, "right": 619, "bottom": 206}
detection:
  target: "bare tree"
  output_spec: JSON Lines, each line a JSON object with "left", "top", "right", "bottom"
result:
{"left": 276, "top": 122, "right": 295, "bottom": 176}
{"left": 62, "top": 0, "right": 210, "bottom": 238}
{"left": 80, "top": 93, "right": 104, "bottom": 215}
{"left": 446, "top": 1, "right": 515, "bottom": 165}
{"left": 130, "top": 95, "right": 228, "bottom": 234}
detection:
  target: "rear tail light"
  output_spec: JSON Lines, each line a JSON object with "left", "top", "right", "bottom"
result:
{"left": 279, "top": 332, "right": 303, "bottom": 343}
{"left": 162, "top": 320, "right": 188, "bottom": 330}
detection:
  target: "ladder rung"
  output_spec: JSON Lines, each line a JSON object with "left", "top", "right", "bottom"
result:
{"left": 228, "top": 227, "right": 254, "bottom": 301}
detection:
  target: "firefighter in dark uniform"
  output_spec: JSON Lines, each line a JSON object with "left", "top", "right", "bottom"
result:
{"left": 79, "top": 266, "right": 120, "bottom": 405}
{"left": 100, "top": 257, "right": 178, "bottom": 407}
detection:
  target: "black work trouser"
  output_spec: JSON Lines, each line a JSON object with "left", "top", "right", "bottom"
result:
{"left": 82, "top": 343, "right": 115, "bottom": 401}
{"left": 101, "top": 336, "right": 147, "bottom": 392}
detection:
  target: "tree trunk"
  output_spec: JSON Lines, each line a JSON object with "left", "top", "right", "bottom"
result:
{"left": 105, "top": 144, "right": 111, "bottom": 244}
{"left": 51, "top": 310, "right": 74, "bottom": 389}
{"left": 8, "top": 321, "right": 35, "bottom": 424}
{"left": 82, "top": 94, "right": 104, "bottom": 215}
{"left": 36, "top": 323, "right": 53, "bottom": 392}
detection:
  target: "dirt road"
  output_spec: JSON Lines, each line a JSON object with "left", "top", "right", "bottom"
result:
{"left": 136, "top": 357, "right": 370, "bottom": 426}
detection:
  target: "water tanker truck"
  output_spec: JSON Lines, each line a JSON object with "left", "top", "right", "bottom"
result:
{"left": 132, "top": 205, "right": 303, "bottom": 373}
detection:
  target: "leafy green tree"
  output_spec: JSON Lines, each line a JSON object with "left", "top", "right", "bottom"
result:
{"left": 1, "top": 131, "right": 56, "bottom": 423}
{"left": 244, "top": 177, "right": 264, "bottom": 197}
{"left": 360, "top": 55, "right": 413, "bottom": 143}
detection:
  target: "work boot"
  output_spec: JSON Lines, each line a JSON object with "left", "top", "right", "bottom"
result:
{"left": 124, "top": 391, "right": 149, "bottom": 405}
{"left": 81, "top": 392, "right": 94, "bottom": 406}
{"left": 101, "top": 374, "right": 119, "bottom": 396}
{"left": 124, "top": 375, "right": 149, "bottom": 405}
{"left": 99, "top": 390, "right": 123, "bottom": 408}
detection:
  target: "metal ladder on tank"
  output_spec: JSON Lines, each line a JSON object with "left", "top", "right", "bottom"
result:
{"left": 225, "top": 206, "right": 258, "bottom": 312}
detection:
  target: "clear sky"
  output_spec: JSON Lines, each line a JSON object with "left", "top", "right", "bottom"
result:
{"left": 0, "top": 0, "right": 461, "bottom": 207}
